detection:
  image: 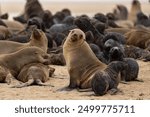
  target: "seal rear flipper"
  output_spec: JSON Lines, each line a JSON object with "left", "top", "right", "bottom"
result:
{"left": 11, "top": 79, "right": 34, "bottom": 88}
{"left": 35, "top": 79, "right": 54, "bottom": 87}
{"left": 5, "top": 73, "right": 15, "bottom": 85}
{"left": 108, "top": 88, "right": 118, "bottom": 95}
{"left": 77, "top": 88, "right": 92, "bottom": 92}
{"left": 56, "top": 86, "right": 75, "bottom": 92}
{"left": 134, "top": 79, "right": 144, "bottom": 82}
{"left": 120, "top": 80, "right": 129, "bottom": 84}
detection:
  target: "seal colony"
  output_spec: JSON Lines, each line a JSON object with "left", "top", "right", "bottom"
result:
{"left": 0, "top": 0, "right": 149, "bottom": 97}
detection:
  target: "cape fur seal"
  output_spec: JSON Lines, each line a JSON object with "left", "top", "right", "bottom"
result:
{"left": 12, "top": 63, "right": 55, "bottom": 88}
{"left": 0, "top": 28, "right": 48, "bottom": 54}
{"left": 0, "top": 66, "right": 13, "bottom": 84}
{"left": 0, "top": 46, "right": 49, "bottom": 78}
{"left": 91, "top": 61, "right": 126, "bottom": 96}
{"left": 0, "top": 26, "right": 12, "bottom": 40}
{"left": 109, "top": 47, "right": 140, "bottom": 82}
{"left": 63, "top": 28, "right": 106, "bottom": 90}
{"left": 124, "top": 26, "right": 150, "bottom": 49}
{"left": 128, "top": 0, "right": 141, "bottom": 23}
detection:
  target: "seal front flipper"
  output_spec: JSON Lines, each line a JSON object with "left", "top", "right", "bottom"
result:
{"left": 77, "top": 88, "right": 93, "bottom": 92}
{"left": 56, "top": 86, "right": 75, "bottom": 92}
{"left": 108, "top": 88, "right": 118, "bottom": 95}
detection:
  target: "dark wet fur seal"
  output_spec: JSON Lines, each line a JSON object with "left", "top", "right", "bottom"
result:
{"left": 124, "top": 45, "right": 150, "bottom": 60}
{"left": 103, "top": 32, "right": 126, "bottom": 44}
{"left": 91, "top": 61, "right": 126, "bottom": 96}
{"left": 109, "top": 47, "right": 140, "bottom": 82}
{"left": 135, "top": 12, "right": 150, "bottom": 27}
{"left": 48, "top": 53, "right": 66, "bottom": 66}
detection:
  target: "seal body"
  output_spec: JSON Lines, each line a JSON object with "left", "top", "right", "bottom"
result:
{"left": 91, "top": 61, "right": 126, "bottom": 96}
{"left": 63, "top": 29, "right": 106, "bottom": 89}
{"left": 12, "top": 63, "right": 55, "bottom": 88}
{"left": 0, "top": 47, "right": 49, "bottom": 77}
{"left": 0, "top": 28, "right": 48, "bottom": 54}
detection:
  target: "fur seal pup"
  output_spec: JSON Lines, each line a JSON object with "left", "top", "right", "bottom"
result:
{"left": 63, "top": 29, "right": 106, "bottom": 90}
{"left": 91, "top": 61, "right": 126, "bottom": 96}
{"left": 121, "top": 58, "right": 139, "bottom": 81}
{"left": 0, "top": 28, "right": 48, "bottom": 54}
{"left": 135, "top": 12, "right": 150, "bottom": 27}
{"left": 113, "top": 4, "right": 128, "bottom": 20}
{"left": 109, "top": 47, "right": 140, "bottom": 82}
{"left": 12, "top": 63, "right": 55, "bottom": 88}
{"left": 0, "top": 47, "right": 49, "bottom": 78}
{"left": 124, "top": 45, "right": 150, "bottom": 59}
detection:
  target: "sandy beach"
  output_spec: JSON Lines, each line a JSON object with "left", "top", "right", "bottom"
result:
{"left": 0, "top": 60, "right": 149, "bottom": 100}
{"left": 0, "top": 1, "right": 150, "bottom": 100}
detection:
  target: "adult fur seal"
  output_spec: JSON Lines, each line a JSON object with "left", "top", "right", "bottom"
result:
{"left": 124, "top": 26, "right": 150, "bottom": 49}
{"left": 0, "top": 28, "right": 48, "bottom": 54}
{"left": 63, "top": 29, "right": 106, "bottom": 90}
{"left": 0, "top": 47, "right": 49, "bottom": 79}
{"left": 12, "top": 63, "right": 55, "bottom": 88}
{"left": 0, "top": 66, "right": 12, "bottom": 84}
{"left": 128, "top": 0, "right": 141, "bottom": 23}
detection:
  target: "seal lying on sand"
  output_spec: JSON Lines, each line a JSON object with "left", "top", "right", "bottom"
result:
{"left": 12, "top": 63, "right": 55, "bottom": 88}
{"left": 0, "top": 47, "right": 49, "bottom": 80}
{"left": 0, "top": 26, "right": 12, "bottom": 40}
{"left": 91, "top": 61, "right": 126, "bottom": 96}
{"left": 0, "top": 66, "right": 13, "bottom": 84}
{"left": 124, "top": 26, "right": 150, "bottom": 49}
{"left": 0, "top": 28, "right": 48, "bottom": 54}
{"left": 62, "top": 28, "right": 106, "bottom": 90}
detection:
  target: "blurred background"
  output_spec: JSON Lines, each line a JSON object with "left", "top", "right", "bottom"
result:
{"left": 0, "top": 0, "right": 150, "bottom": 19}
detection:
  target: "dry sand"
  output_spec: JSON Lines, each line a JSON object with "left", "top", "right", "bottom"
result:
{"left": 0, "top": 60, "right": 149, "bottom": 100}
{"left": 0, "top": 1, "right": 150, "bottom": 100}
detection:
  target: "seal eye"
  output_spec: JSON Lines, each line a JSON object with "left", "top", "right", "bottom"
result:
{"left": 79, "top": 34, "right": 83, "bottom": 39}
{"left": 71, "top": 30, "right": 74, "bottom": 34}
{"left": 35, "top": 51, "right": 38, "bottom": 54}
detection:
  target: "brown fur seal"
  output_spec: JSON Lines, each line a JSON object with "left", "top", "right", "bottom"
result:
{"left": 113, "top": 4, "right": 128, "bottom": 20}
{"left": 128, "top": 0, "right": 141, "bottom": 23}
{"left": 0, "top": 26, "right": 12, "bottom": 40}
{"left": 2, "top": 20, "right": 24, "bottom": 31}
{"left": 24, "top": 0, "right": 44, "bottom": 20}
{"left": 0, "top": 65, "right": 13, "bottom": 84}
{"left": 0, "top": 46, "right": 49, "bottom": 78}
{"left": 12, "top": 63, "right": 55, "bottom": 88}
{"left": 91, "top": 61, "right": 126, "bottom": 96}
{"left": 0, "top": 28, "right": 48, "bottom": 54}
{"left": 124, "top": 26, "right": 150, "bottom": 49}
{"left": 63, "top": 29, "right": 106, "bottom": 90}
{"left": 106, "top": 27, "right": 130, "bottom": 35}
